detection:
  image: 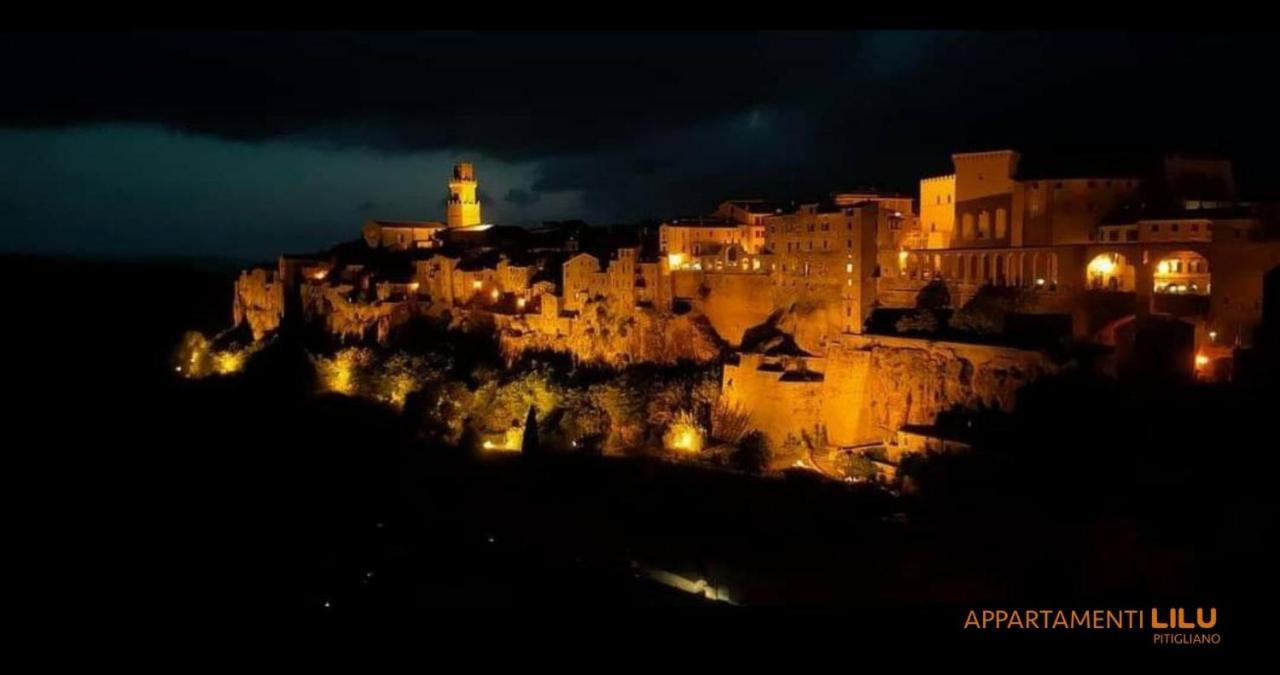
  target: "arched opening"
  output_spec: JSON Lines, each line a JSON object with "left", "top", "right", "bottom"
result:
{"left": 1154, "top": 250, "right": 1210, "bottom": 295}
{"left": 1087, "top": 252, "right": 1136, "bottom": 292}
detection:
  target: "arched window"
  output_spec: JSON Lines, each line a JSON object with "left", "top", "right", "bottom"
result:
{"left": 995, "top": 208, "right": 1007, "bottom": 239}
{"left": 961, "top": 213, "right": 975, "bottom": 240}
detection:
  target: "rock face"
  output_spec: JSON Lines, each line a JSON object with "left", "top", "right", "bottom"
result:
{"left": 232, "top": 269, "right": 284, "bottom": 340}
{"left": 773, "top": 301, "right": 843, "bottom": 356}
{"left": 695, "top": 273, "right": 777, "bottom": 347}
{"left": 848, "top": 337, "right": 1044, "bottom": 439}
{"left": 301, "top": 284, "right": 424, "bottom": 342}
{"left": 722, "top": 334, "right": 1052, "bottom": 451}
{"left": 498, "top": 298, "right": 722, "bottom": 367}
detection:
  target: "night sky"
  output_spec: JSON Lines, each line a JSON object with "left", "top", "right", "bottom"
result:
{"left": 1, "top": 31, "right": 1274, "bottom": 261}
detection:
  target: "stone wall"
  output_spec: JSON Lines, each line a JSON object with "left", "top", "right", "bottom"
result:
{"left": 723, "top": 334, "right": 1052, "bottom": 452}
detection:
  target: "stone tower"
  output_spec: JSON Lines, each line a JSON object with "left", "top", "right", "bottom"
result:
{"left": 447, "top": 162, "right": 482, "bottom": 228}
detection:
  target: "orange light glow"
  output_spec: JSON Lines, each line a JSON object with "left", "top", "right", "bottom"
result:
{"left": 1195, "top": 354, "right": 1210, "bottom": 368}
{"left": 1088, "top": 255, "right": 1116, "bottom": 276}
{"left": 482, "top": 428, "right": 523, "bottom": 452}
{"left": 663, "top": 412, "right": 704, "bottom": 453}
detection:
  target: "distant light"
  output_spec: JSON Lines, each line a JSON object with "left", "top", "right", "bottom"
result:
{"left": 490, "top": 289, "right": 500, "bottom": 301}
{"left": 472, "top": 280, "right": 483, "bottom": 290}
{"left": 1209, "top": 331, "right": 1218, "bottom": 342}
{"left": 175, "top": 366, "right": 182, "bottom": 372}
{"left": 1195, "top": 354, "right": 1210, "bottom": 368}
{"left": 1035, "top": 277, "right": 1046, "bottom": 286}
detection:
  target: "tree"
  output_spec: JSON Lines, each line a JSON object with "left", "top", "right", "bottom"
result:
{"left": 915, "top": 279, "right": 951, "bottom": 310}
{"left": 949, "top": 286, "right": 1028, "bottom": 337}
{"left": 731, "top": 431, "right": 772, "bottom": 474}
{"left": 521, "top": 405, "right": 540, "bottom": 455}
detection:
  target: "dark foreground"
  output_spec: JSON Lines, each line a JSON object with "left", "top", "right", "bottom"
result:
{"left": 9, "top": 256, "right": 1274, "bottom": 657}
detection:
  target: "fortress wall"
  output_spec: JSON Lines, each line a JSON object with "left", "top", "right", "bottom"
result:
{"left": 722, "top": 354, "right": 826, "bottom": 454}
{"left": 833, "top": 335, "right": 1050, "bottom": 445}
{"left": 696, "top": 272, "right": 777, "bottom": 346}
{"left": 723, "top": 335, "right": 1052, "bottom": 451}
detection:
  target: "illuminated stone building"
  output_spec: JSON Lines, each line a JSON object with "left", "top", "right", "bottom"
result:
{"left": 658, "top": 200, "right": 775, "bottom": 270}
{"left": 762, "top": 200, "right": 880, "bottom": 335}
{"left": 889, "top": 149, "right": 1280, "bottom": 375}
{"left": 361, "top": 161, "right": 482, "bottom": 250}
{"left": 446, "top": 161, "right": 482, "bottom": 228}
{"left": 361, "top": 219, "right": 448, "bottom": 251}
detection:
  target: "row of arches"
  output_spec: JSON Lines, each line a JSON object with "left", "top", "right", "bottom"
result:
{"left": 902, "top": 250, "right": 1060, "bottom": 288}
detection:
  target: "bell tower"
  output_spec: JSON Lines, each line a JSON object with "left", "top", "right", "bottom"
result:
{"left": 447, "top": 162, "right": 481, "bottom": 228}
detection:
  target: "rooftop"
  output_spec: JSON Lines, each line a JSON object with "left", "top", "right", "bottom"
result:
{"left": 367, "top": 219, "right": 447, "bottom": 228}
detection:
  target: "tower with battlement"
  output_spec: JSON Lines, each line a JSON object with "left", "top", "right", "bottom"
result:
{"left": 447, "top": 162, "right": 482, "bottom": 228}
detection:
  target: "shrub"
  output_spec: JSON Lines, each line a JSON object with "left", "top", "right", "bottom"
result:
{"left": 731, "top": 431, "right": 772, "bottom": 474}
{"left": 710, "top": 397, "right": 752, "bottom": 444}
{"left": 895, "top": 309, "right": 940, "bottom": 335}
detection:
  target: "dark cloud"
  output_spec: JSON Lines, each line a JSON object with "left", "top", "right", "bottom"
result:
{"left": 0, "top": 32, "right": 858, "bottom": 159}
{"left": 504, "top": 188, "right": 541, "bottom": 207}
{"left": 2, "top": 31, "right": 1277, "bottom": 252}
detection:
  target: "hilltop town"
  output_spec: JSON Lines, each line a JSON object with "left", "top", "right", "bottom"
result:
{"left": 202, "top": 153, "right": 1280, "bottom": 473}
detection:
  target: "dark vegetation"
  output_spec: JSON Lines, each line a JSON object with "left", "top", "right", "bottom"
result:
{"left": 9, "top": 255, "right": 1275, "bottom": 653}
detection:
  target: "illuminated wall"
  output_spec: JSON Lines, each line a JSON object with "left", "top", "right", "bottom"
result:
{"left": 920, "top": 174, "right": 956, "bottom": 249}
{"left": 722, "top": 335, "right": 1052, "bottom": 451}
